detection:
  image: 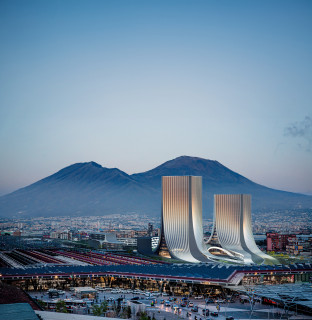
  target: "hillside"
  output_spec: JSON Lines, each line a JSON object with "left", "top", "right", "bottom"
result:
{"left": 0, "top": 156, "right": 311, "bottom": 218}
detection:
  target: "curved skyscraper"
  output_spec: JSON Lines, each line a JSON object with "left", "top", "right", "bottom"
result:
{"left": 156, "top": 177, "right": 276, "bottom": 265}
{"left": 207, "top": 194, "right": 276, "bottom": 264}
{"left": 156, "top": 176, "right": 209, "bottom": 263}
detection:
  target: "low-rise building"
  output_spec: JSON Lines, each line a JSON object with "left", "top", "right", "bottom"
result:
{"left": 266, "top": 233, "right": 296, "bottom": 252}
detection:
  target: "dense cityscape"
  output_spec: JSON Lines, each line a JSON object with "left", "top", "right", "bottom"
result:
{"left": 1, "top": 176, "right": 312, "bottom": 320}
{"left": 1, "top": 0, "right": 312, "bottom": 320}
{"left": 1, "top": 206, "right": 312, "bottom": 319}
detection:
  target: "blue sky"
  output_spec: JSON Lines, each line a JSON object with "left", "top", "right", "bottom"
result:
{"left": 0, "top": 0, "right": 311, "bottom": 196}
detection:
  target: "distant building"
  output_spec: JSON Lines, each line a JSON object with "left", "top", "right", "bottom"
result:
{"left": 286, "top": 237, "right": 304, "bottom": 256}
{"left": 266, "top": 233, "right": 296, "bottom": 252}
{"left": 117, "top": 237, "right": 137, "bottom": 247}
{"left": 147, "top": 223, "right": 153, "bottom": 236}
{"left": 130, "top": 230, "right": 149, "bottom": 238}
{"left": 137, "top": 236, "right": 159, "bottom": 255}
{"left": 13, "top": 230, "right": 22, "bottom": 237}
{"left": 50, "top": 231, "right": 72, "bottom": 240}
{"left": 88, "top": 232, "right": 123, "bottom": 250}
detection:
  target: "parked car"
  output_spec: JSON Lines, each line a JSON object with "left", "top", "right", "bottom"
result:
{"left": 180, "top": 302, "right": 187, "bottom": 307}
{"left": 165, "top": 301, "right": 171, "bottom": 307}
{"left": 206, "top": 298, "right": 214, "bottom": 303}
{"left": 191, "top": 306, "right": 198, "bottom": 312}
{"left": 211, "top": 312, "right": 218, "bottom": 317}
{"left": 215, "top": 299, "right": 225, "bottom": 303}
{"left": 131, "top": 297, "right": 140, "bottom": 301}
{"left": 188, "top": 302, "right": 194, "bottom": 307}
{"left": 195, "top": 295, "right": 203, "bottom": 299}
{"left": 226, "top": 317, "right": 234, "bottom": 320}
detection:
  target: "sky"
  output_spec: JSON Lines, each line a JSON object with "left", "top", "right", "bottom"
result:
{"left": 0, "top": 0, "right": 311, "bottom": 196}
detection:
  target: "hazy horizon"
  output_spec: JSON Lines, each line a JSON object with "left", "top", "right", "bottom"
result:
{"left": 0, "top": 155, "right": 312, "bottom": 197}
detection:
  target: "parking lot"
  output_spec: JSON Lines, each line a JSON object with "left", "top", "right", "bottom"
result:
{"left": 29, "top": 288, "right": 311, "bottom": 320}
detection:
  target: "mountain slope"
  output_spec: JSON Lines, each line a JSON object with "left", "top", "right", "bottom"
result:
{"left": 132, "top": 156, "right": 312, "bottom": 216}
{"left": 0, "top": 156, "right": 311, "bottom": 218}
{"left": 0, "top": 162, "right": 155, "bottom": 217}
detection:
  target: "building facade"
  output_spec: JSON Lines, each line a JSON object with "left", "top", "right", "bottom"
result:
{"left": 207, "top": 194, "right": 276, "bottom": 264}
{"left": 156, "top": 176, "right": 209, "bottom": 262}
{"left": 266, "top": 232, "right": 296, "bottom": 252}
{"left": 156, "top": 177, "right": 276, "bottom": 265}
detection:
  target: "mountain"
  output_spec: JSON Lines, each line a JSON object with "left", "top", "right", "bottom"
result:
{"left": 0, "top": 162, "right": 155, "bottom": 217}
{"left": 0, "top": 156, "right": 311, "bottom": 218}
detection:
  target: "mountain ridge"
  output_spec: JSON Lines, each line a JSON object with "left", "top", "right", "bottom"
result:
{"left": 0, "top": 156, "right": 311, "bottom": 218}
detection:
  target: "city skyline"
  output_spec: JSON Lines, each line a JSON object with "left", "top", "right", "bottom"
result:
{"left": 1, "top": 1, "right": 312, "bottom": 197}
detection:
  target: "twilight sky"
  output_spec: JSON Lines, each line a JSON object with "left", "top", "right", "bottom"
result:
{"left": 0, "top": 0, "right": 311, "bottom": 196}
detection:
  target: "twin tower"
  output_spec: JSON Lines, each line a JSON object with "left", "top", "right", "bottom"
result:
{"left": 156, "top": 176, "right": 274, "bottom": 265}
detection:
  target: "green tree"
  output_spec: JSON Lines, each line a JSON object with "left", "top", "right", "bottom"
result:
{"left": 92, "top": 304, "right": 103, "bottom": 316}
{"left": 92, "top": 301, "right": 108, "bottom": 316}
{"left": 36, "top": 299, "right": 46, "bottom": 310}
{"left": 126, "top": 306, "right": 132, "bottom": 319}
{"left": 137, "top": 311, "right": 149, "bottom": 320}
{"left": 101, "top": 300, "right": 108, "bottom": 313}
{"left": 55, "top": 300, "right": 68, "bottom": 313}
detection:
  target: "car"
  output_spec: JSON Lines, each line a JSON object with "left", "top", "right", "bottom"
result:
{"left": 182, "top": 297, "right": 188, "bottom": 301}
{"left": 131, "top": 297, "right": 140, "bottom": 301}
{"left": 195, "top": 295, "right": 203, "bottom": 299}
{"left": 211, "top": 312, "right": 218, "bottom": 317}
{"left": 191, "top": 306, "right": 198, "bottom": 312}
{"left": 96, "top": 287, "right": 105, "bottom": 291}
{"left": 165, "top": 301, "right": 171, "bottom": 307}
{"left": 215, "top": 299, "right": 225, "bottom": 303}
{"left": 206, "top": 298, "right": 214, "bottom": 303}
{"left": 188, "top": 302, "right": 194, "bottom": 307}
{"left": 160, "top": 299, "right": 165, "bottom": 304}
{"left": 180, "top": 302, "right": 187, "bottom": 307}
{"left": 226, "top": 317, "right": 234, "bottom": 320}
{"left": 107, "top": 297, "right": 115, "bottom": 301}
{"left": 162, "top": 293, "right": 169, "bottom": 296}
